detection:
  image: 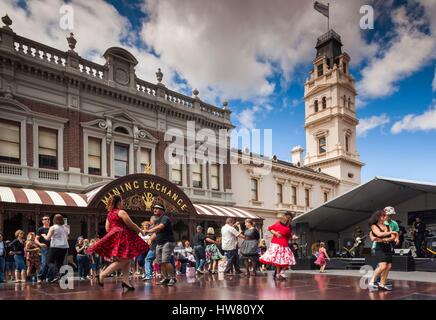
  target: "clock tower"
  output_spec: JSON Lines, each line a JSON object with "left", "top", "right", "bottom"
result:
{"left": 303, "top": 30, "right": 364, "bottom": 194}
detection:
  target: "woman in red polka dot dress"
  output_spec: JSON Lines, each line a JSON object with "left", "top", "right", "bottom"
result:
{"left": 87, "top": 194, "right": 148, "bottom": 292}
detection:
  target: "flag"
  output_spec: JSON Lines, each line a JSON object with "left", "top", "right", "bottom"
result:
{"left": 314, "top": 1, "right": 329, "bottom": 18}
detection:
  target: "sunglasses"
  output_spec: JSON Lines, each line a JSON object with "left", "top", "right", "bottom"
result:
{"left": 42, "top": 218, "right": 50, "bottom": 221}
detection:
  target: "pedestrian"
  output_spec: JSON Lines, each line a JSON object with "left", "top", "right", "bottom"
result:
{"left": 25, "top": 232, "right": 40, "bottom": 282}
{"left": 35, "top": 215, "right": 52, "bottom": 283}
{"left": 143, "top": 216, "right": 158, "bottom": 281}
{"left": 9, "top": 230, "right": 27, "bottom": 283}
{"left": 240, "top": 219, "right": 260, "bottom": 277}
{"left": 221, "top": 218, "right": 244, "bottom": 275}
{"left": 4, "top": 240, "right": 15, "bottom": 282}
{"left": 259, "top": 213, "right": 296, "bottom": 280}
{"left": 193, "top": 226, "right": 209, "bottom": 274}
{"left": 87, "top": 195, "right": 148, "bottom": 292}
{"left": 314, "top": 242, "right": 330, "bottom": 273}
{"left": 144, "top": 202, "right": 177, "bottom": 286}
{"left": 368, "top": 210, "right": 397, "bottom": 291}
{"left": 0, "top": 233, "right": 6, "bottom": 283}
{"left": 76, "top": 237, "right": 90, "bottom": 280}
{"left": 40, "top": 214, "right": 70, "bottom": 283}
{"left": 205, "top": 228, "right": 223, "bottom": 274}
{"left": 258, "top": 239, "right": 267, "bottom": 272}
{"left": 89, "top": 238, "right": 100, "bottom": 279}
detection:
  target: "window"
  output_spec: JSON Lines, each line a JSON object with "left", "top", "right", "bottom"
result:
{"left": 322, "top": 97, "right": 327, "bottom": 109}
{"left": 251, "top": 179, "right": 258, "bottom": 201}
{"left": 317, "top": 64, "right": 323, "bottom": 77}
{"left": 277, "top": 183, "right": 283, "bottom": 204}
{"left": 140, "top": 148, "right": 151, "bottom": 173}
{"left": 345, "top": 135, "right": 350, "bottom": 153}
{"left": 318, "top": 137, "right": 327, "bottom": 154}
{"left": 114, "top": 143, "right": 129, "bottom": 177}
{"left": 343, "top": 62, "right": 347, "bottom": 74}
{"left": 348, "top": 97, "right": 351, "bottom": 108}
{"left": 191, "top": 161, "right": 203, "bottom": 188}
{"left": 114, "top": 126, "right": 129, "bottom": 135}
{"left": 305, "top": 189, "right": 310, "bottom": 207}
{"left": 314, "top": 100, "right": 319, "bottom": 113}
{"left": 324, "top": 192, "right": 329, "bottom": 203}
{"left": 38, "top": 127, "right": 57, "bottom": 169}
{"left": 88, "top": 137, "right": 101, "bottom": 175}
{"left": 0, "top": 119, "right": 20, "bottom": 164}
{"left": 291, "top": 186, "right": 297, "bottom": 205}
{"left": 171, "top": 161, "right": 183, "bottom": 186}
{"left": 210, "top": 164, "right": 220, "bottom": 191}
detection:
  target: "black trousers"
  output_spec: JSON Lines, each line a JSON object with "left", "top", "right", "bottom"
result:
{"left": 224, "top": 249, "right": 241, "bottom": 273}
{"left": 415, "top": 235, "right": 425, "bottom": 257}
{"left": 47, "top": 247, "right": 68, "bottom": 278}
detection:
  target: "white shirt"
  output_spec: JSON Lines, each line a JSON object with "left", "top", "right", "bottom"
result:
{"left": 221, "top": 224, "right": 240, "bottom": 251}
{"left": 49, "top": 225, "right": 70, "bottom": 248}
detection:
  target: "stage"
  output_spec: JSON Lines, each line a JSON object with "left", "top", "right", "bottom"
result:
{"left": 0, "top": 272, "right": 435, "bottom": 300}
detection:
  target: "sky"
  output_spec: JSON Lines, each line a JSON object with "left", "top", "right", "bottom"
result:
{"left": 2, "top": 0, "right": 436, "bottom": 183}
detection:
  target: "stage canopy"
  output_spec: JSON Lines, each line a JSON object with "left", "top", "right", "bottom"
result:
{"left": 292, "top": 177, "right": 436, "bottom": 233}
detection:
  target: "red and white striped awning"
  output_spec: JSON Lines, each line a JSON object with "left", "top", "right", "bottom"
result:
{"left": 194, "top": 204, "right": 262, "bottom": 220}
{"left": 0, "top": 186, "right": 88, "bottom": 207}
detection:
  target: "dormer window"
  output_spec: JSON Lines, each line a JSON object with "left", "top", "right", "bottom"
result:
{"left": 322, "top": 97, "right": 327, "bottom": 109}
{"left": 314, "top": 100, "right": 319, "bottom": 112}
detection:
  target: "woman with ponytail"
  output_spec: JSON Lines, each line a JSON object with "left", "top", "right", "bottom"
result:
{"left": 87, "top": 194, "right": 148, "bottom": 292}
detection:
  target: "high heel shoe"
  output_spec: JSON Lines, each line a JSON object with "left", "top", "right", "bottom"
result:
{"left": 121, "top": 282, "right": 135, "bottom": 293}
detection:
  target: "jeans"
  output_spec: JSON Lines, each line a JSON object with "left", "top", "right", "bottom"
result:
{"left": 38, "top": 247, "right": 53, "bottom": 280}
{"left": 14, "top": 255, "right": 26, "bottom": 271}
{"left": 0, "top": 257, "right": 5, "bottom": 282}
{"left": 194, "top": 245, "right": 206, "bottom": 270}
{"left": 137, "top": 252, "right": 146, "bottom": 271}
{"left": 76, "top": 255, "right": 90, "bottom": 278}
{"left": 144, "top": 249, "right": 156, "bottom": 279}
{"left": 224, "top": 249, "right": 241, "bottom": 273}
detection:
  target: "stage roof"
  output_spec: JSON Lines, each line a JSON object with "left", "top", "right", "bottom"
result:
{"left": 292, "top": 177, "right": 436, "bottom": 233}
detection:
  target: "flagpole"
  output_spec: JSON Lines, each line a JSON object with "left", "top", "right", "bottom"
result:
{"left": 327, "top": 3, "right": 330, "bottom": 31}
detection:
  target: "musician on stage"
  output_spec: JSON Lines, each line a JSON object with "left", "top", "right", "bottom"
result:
{"left": 353, "top": 226, "right": 364, "bottom": 257}
{"left": 413, "top": 217, "right": 426, "bottom": 257}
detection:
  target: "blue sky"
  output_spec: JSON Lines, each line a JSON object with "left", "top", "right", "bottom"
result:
{"left": 4, "top": 0, "right": 436, "bottom": 183}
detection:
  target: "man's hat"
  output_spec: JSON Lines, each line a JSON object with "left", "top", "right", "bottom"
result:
{"left": 384, "top": 206, "right": 396, "bottom": 215}
{"left": 152, "top": 203, "right": 165, "bottom": 211}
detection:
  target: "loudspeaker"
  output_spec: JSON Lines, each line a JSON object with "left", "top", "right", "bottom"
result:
{"left": 392, "top": 255, "right": 415, "bottom": 272}
{"left": 394, "top": 248, "right": 411, "bottom": 256}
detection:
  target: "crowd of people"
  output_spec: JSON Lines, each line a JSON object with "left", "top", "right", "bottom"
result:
{"left": 0, "top": 194, "right": 302, "bottom": 290}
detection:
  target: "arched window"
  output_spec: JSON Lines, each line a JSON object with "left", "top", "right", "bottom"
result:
{"left": 348, "top": 97, "right": 351, "bottom": 108}
{"left": 322, "top": 97, "right": 327, "bottom": 109}
{"left": 314, "top": 100, "right": 319, "bottom": 113}
{"left": 114, "top": 126, "right": 129, "bottom": 135}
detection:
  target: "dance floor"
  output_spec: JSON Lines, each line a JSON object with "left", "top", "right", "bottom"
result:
{"left": 1, "top": 272, "right": 436, "bottom": 300}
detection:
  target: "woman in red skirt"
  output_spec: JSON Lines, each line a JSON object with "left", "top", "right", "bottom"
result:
{"left": 259, "top": 212, "right": 296, "bottom": 280}
{"left": 87, "top": 195, "right": 148, "bottom": 292}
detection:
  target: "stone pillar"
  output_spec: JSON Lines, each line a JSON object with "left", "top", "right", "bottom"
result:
{"left": 94, "top": 214, "right": 99, "bottom": 237}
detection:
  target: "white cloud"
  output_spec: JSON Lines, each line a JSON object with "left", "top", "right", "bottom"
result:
{"left": 357, "top": 6, "right": 436, "bottom": 99}
{"left": 391, "top": 101, "right": 436, "bottom": 134}
{"left": 140, "top": 0, "right": 376, "bottom": 105}
{"left": 357, "top": 114, "right": 390, "bottom": 137}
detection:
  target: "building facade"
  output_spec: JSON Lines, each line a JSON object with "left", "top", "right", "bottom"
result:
{"left": 0, "top": 16, "right": 257, "bottom": 242}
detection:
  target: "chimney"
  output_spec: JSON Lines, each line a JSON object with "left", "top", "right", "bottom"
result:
{"left": 291, "top": 146, "right": 304, "bottom": 166}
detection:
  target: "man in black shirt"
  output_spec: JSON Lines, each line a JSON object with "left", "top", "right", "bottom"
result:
{"left": 193, "top": 226, "right": 206, "bottom": 274}
{"left": 35, "top": 215, "right": 52, "bottom": 283}
{"left": 145, "top": 203, "right": 177, "bottom": 286}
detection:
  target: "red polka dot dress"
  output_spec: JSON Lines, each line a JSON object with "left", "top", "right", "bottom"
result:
{"left": 88, "top": 209, "right": 148, "bottom": 259}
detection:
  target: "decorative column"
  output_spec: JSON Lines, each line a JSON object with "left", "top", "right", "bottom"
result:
{"left": 0, "top": 208, "right": 4, "bottom": 235}
{"left": 94, "top": 214, "right": 99, "bottom": 237}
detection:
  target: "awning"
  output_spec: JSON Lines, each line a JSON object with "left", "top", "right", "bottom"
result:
{"left": 194, "top": 204, "right": 263, "bottom": 220}
{"left": 292, "top": 176, "right": 436, "bottom": 233}
{"left": 0, "top": 186, "right": 88, "bottom": 207}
